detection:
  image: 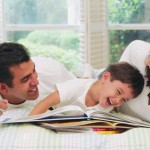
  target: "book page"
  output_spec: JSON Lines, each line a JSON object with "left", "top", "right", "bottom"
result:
{"left": 1, "top": 105, "right": 88, "bottom": 123}
{"left": 0, "top": 106, "right": 32, "bottom": 123}
{"left": 42, "top": 120, "right": 101, "bottom": 128}
{"left": 39, "top": 120, "right": 134, "bottom": 130}
{"left": 104, "top": 111, "right": 150, "bottom": 126}
{"left": 88, "top": 110, "right": 150, "bottom": 127}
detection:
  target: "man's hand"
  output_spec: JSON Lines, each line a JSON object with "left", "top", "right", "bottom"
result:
{"left": 0, "top": 99, "right": 8, "bottom": 115}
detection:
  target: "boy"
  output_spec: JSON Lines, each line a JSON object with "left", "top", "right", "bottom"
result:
{"left": 29, "top": 62, "right": 144, "bottom": 115}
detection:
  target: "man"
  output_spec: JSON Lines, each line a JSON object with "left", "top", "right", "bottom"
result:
{"left": 0, "top": 42, "right": 75, "bottom": 118}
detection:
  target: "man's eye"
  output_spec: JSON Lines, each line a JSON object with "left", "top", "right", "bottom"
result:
{"left": 22, "top": 77, "right": 28, "bottom": 83}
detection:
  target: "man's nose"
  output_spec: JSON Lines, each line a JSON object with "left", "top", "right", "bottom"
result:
{"left": 31, "top": 75, "right": 39, "bottom": 86}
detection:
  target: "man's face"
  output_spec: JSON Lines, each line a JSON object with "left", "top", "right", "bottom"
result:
{"left": 97, "top": 72, "right": 134, "bottom": 108}
{"left": 6, "top": 59, "right": 39, "bottom": 103}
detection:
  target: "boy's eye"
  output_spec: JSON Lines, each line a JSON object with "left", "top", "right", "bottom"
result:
{"left": 116, "top": 89, "right": 121, "bottom": 95}
{"left": 122, "top": 98, "right": 126, "bottom": 102}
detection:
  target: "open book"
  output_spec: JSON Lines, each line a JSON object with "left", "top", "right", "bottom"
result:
{"left": 1, "top": 105, "right": 150, "bottom": 129}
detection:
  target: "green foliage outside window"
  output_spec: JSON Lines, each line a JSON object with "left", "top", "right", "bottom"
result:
{"left": 5, "top": 0, "right": 146, "bottom": 68}
{"left": 109, "top": 0, "right": 145, "bottom": 63}
{"left": 18, "top": 30, "right": 80, "bottom": 72}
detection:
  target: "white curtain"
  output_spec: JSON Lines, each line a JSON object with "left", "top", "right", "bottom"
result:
{"left": 79, "top": 0, "right": 109, "bottom": 69}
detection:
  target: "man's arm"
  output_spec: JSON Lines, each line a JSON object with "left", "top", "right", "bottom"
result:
{"left": 29, "top": 91, "right": 60, "bottom": 116}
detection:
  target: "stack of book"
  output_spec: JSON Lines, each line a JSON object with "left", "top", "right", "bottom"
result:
{"left": 1, "top": 105, "right": 150, "bottom": 134}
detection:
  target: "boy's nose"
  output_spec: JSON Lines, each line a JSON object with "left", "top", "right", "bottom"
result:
{"left": 114, "top": 97, "right": 123, "bottom": 106}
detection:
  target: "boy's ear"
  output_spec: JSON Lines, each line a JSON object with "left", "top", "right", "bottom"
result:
{"left": 102, "top": 71, "right": 111, "bottom": 80}
{"left": 0, "top": 83, "right": 8, "bottom": 93}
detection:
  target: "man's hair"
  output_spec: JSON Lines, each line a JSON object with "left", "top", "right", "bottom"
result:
{"left": 0, "top": 42, "right": 30, "bottom": 87}
{"left": 99, "top": 62, "right": 144, "bottom": 98}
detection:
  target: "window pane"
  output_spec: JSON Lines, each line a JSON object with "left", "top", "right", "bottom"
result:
{"left": 108, "top": 0, "right": 147, "bottom": 24}
{"left": 6, "top": 30, "right": 80, "bottom": 71}
{"left": 109, "top": 30, "right": 150, "bottom": 63}
{"left": 4, "top": 0, "right": 79, "bottom": 24}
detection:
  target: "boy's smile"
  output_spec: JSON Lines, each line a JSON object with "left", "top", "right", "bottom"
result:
{"left": 87, "top": 71, "right": 134, "bottom": 108}
{"left": 98, "top": 79, "right": 133, "bottom": 108}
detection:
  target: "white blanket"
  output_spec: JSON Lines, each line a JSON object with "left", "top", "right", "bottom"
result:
{"left": 0, "top": 123, "right": 150, "bottom": 150}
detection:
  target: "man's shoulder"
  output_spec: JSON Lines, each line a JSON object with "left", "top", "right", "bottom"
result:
{"left": 32, "top": 56, "right": 76, "bottom": 80}
{"left": 31, "top": 57, "right": 66, "bottom": 74}
{"left": 32, "top": 57, "right": 63, "bottom": 68}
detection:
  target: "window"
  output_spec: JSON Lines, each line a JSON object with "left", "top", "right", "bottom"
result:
{"left": 108, "top": 0, "right": 150, "bottom": 63}
{"left": 2, "top": 0, "right": 80, "bottom": 72}
{"left": 0, "top": 0, "right": 109, "bottom": 72}
{"left": 1, "top": 0, "right": 149, "bottom": 71}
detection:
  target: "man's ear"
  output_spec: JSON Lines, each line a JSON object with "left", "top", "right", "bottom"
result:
{"left": 102, "top": 71, "right": 111, "bottom": 80}
{"left": 0, "top": 83, "right": 8, "bottom": 93}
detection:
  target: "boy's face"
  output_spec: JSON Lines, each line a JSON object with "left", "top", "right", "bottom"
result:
{"left": 2, "top": 59, "right": 39, "bottom": 104}
{"left": 98, "top": 72, "right": 134, "bottom": 108}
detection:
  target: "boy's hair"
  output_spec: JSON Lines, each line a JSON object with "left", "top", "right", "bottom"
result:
{"left": 99, "top": 62, "right": 144, "bottom": 98}
{"left": 0, "top": 42, "right": 30, "bottom": 87}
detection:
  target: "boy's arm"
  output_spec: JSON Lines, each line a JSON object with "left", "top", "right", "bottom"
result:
{"left": 29, "top": 91, "right": 60, "bottom": 116}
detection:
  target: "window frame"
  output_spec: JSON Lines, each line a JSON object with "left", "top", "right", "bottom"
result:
{"left": 2, "top": 0, "right": 150, "bottom": 69}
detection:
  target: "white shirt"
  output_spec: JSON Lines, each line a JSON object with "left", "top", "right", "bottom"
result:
{"left": 0, "top": 57, "right": 76, "bottom": 120}
{"left": 118, "top": 40, "right": 150, "bottom": 122}
{"left": 53, "top": 78, "right": 113, "bottom": 113}
{"left": 28, "top": 57, "right": 76, "bottom": 106}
